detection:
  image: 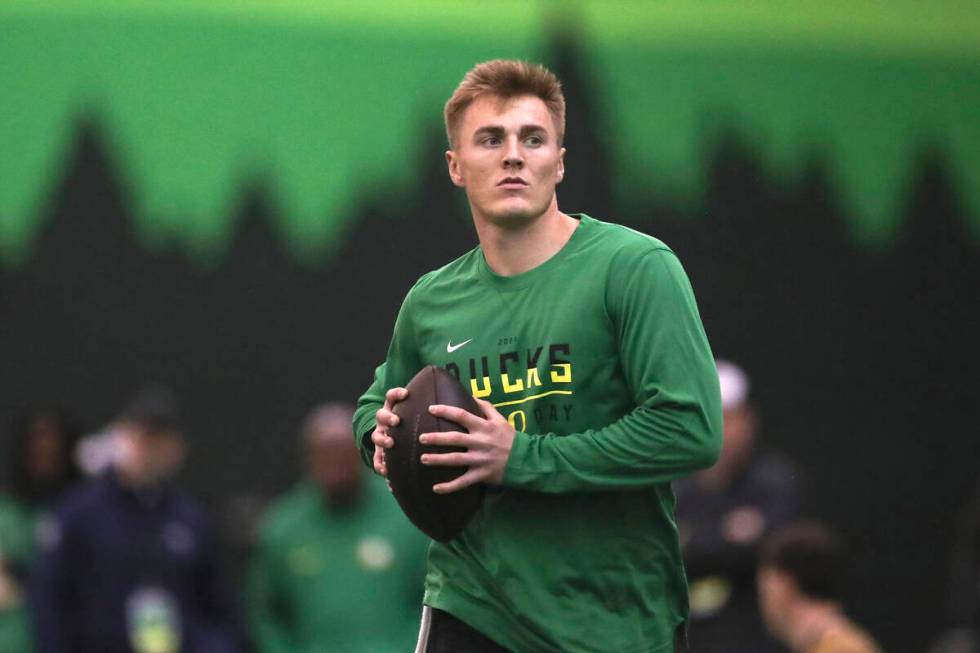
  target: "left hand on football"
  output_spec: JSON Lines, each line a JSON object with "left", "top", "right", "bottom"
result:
{"left": 419, "top": 398, "right": 515, "bottom": 494}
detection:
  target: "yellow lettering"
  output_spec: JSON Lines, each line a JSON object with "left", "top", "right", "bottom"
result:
{"left": 525, "top": 368, "right": 542, "bottom": 388}
{"left": 501, "top": 373, "right": 524, "bottom": 393}
{"left": 550, "top": 363, "right": 572, "bottom": 383}
{"left": 508, "top": 410, "right": 527, "bottom": 431}
{"left": 470, "top": 376, "right": 492, "bottom": 398}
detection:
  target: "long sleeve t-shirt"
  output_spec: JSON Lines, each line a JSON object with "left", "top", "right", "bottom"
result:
{"left": 354, "top": 214, "right": 722, "bottom": 653}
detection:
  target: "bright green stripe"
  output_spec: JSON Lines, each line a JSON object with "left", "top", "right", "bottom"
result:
{"left": 0, "top": 0, "right": 547, "bottom": 36}
{"left": 581, "top": 1, "right": 980, "bottom": 62}
{"left": 6, "top": 1, "right": 978, "bottom": 60}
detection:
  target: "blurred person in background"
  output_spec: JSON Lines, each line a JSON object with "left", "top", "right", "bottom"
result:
{"left": 674, "top": 359, "right": 802, "bottom": 652}
{"left": 247, "top": 403, "right": 427, "bottom": 653}
{"left": 30, "top": 385, "right": 241, "bottom": 653}
{"left": 758, "top": 522, "right": 881, "bottom": 653}
{"left": 0, "top": 408, "right": 81, "bottom": 653}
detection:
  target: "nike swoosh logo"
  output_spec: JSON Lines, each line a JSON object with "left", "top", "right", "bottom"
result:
{"left": 446, "top": 338, "right": 473, "bottom": 353}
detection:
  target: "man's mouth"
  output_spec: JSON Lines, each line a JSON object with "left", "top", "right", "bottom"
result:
{"left": 498, "top": 177, "right": 528, "bottom": 188}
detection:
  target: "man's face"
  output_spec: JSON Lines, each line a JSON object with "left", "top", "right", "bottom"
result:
{"left": 446, "top": 94, "right": 565, "bottom": 227}
{"left": 717, "top": 405, "right": 757, "bottom": 472}
{"left": 307, "top": 424, "right": 363, "bottom": 505}
{"left": 27, "top": 415, "right": 67, "bottom": 480}
{"left": 117, "top": 426, "right": 186, "bottom": 486}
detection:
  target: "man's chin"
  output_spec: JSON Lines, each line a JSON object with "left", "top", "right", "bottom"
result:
{"left": 483, "top": 203, "right": 546, "bottom": 228}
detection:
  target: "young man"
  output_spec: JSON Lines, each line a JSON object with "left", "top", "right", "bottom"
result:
{"left": 353, "top": 60, "right": 722, "bottom": 652}
{"left": 757, "top": 523, "right": 882, "bottom": 653}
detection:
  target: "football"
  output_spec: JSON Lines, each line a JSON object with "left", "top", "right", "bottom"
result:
{"left": 386, "top": 365, "right": 486, "bottom": 542}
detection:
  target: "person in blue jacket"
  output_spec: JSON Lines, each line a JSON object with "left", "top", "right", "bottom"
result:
{"left": 30, "top": 386, "right": 241, "bottom": 653}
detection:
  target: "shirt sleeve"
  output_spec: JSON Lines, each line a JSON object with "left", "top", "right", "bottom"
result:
{"left": 352, "top": 283, "right": 425, "bottom": 467}
{"left": 503, "top": 246, "right": 722, "bottom": 492}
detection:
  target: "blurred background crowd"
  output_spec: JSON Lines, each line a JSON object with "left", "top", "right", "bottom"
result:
{"left": 1, "top": 2, "right": 977, "bottom": 652}
{"left": 0, "top": 389, "right": 428, "bottom": 652}
{"left": 2, "top": 362, "right": 976, "bottom": 652}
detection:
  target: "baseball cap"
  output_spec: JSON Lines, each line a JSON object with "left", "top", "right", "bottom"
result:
{"left": 119, "top": 384, "right": 184, "bottom": 434}
{"left": 716, "top": 360, "right": 749, "bottom": 411}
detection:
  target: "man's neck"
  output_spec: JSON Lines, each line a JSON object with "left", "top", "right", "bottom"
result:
{"left": 695, "top": 451, "right": 752, "bottom": 491}
{"left": 473, "top": 200, "right": 578, "bottom": 277}
{"left": 318, "top": 479, "right": 364, "bottom": 512}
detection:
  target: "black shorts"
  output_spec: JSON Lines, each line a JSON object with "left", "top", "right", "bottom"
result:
{"left": 416, "top": 606, "right": 510, "bottom": 652}
{"left": 414, "top": 606, "right": 689, "bottom": 652}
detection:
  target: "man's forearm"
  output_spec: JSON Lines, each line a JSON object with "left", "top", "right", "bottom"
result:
{"left": 503, "top": 398, "right": 722, "bottom": 493}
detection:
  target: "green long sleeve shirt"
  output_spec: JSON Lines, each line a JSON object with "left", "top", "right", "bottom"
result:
{"left": 354, "top": 214, "right": 722, "bottom": 652}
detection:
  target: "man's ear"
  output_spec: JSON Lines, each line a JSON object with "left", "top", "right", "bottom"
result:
{"left": 556, "top": 147, "right": 566, "bottom": 184}
{"left": 446, "top": 150, "right": 465, "bottom": 187}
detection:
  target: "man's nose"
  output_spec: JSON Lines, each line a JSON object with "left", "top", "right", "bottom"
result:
{"left": 503, "top": 137, "right": 524, "bottom": 168}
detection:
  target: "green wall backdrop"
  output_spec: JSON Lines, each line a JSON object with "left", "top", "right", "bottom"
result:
{"left": 1, "top": 1, "right": 978, "bottom": 264}
{"left": 1, "top": 3, "right": 979, "bottom": 653}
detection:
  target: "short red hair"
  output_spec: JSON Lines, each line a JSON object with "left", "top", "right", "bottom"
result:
{"left": 444, "top": 59, "right": 566, "bottom": 149}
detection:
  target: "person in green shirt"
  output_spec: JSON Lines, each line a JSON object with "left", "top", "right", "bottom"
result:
{"left": 0, "top": 495, "right": 34, "bottom": 653}
{"left": 247, "top": 403, "right": 428, "bottom": 653}
{"left": 354, "top": 60, "right": 722, "bottom": 653}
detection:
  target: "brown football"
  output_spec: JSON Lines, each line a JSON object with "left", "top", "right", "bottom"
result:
{"left": 386, "top": 365, "right": 486, "bottom": 542}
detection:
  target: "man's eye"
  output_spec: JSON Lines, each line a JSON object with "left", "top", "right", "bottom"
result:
{"left": 525, "top": 136, "right": 543, "bottom": 146}
{"left": 483, "top": 136, "right": 501, "bottom": 146}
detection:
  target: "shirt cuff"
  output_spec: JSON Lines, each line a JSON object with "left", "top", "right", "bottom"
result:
{"left": 502, "top": 430, "right": 535, "bottom": 486}
{"left": 353, "top": 414, "right": 377, "bottom": 467}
